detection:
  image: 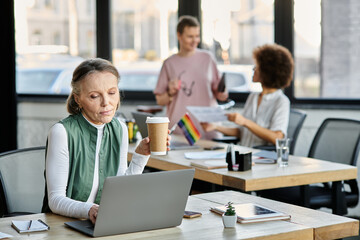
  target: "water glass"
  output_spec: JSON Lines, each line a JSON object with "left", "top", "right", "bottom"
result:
{"left": 276, "top": 138, "right": 290, "bottom": 167}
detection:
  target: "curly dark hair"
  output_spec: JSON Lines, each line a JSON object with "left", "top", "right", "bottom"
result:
{"left": 253, "top": 44, "right": 294, "bottom": 89}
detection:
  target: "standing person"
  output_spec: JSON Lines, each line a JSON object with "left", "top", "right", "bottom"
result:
{"left": 42, "top": 58, "right": 170, "bottom": 224}
{"left": 201, "top": 43, "right": 294, "bottom": 147}
{"left": 154, "top": 15, "right": 228, "bottom": 140}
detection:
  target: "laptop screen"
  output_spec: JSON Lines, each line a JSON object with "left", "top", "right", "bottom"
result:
{"left": 131, "top": 111, "right": 154, "bottom": 138}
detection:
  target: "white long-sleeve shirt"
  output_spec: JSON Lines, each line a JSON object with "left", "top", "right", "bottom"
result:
{"left": 46, "top": 117, "right": 149, "bottom": 219}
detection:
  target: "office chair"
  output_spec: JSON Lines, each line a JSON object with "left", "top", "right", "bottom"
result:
{"left": 253, "top": 109, "right": 307, "bottom": 154}
{"left": 0, "top": 146, "right": 46, "bottom": 217}
{"left": 258, "top": 118, "right": 360, "bottom": 215}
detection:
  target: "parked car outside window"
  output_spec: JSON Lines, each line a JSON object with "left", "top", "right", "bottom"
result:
{"left": 16, "top": 53, "right": 84, "bottom": 95}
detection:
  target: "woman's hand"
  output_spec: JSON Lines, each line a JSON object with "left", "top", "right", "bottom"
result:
{"left": 135, "top": 137, "right": 151, "bottom": 155}
{"left": 135, "top": 130, "right": 172, "bottom": 155}
{"left": 168, "top": 78, "right": 180, "bottom": 96}
{"left": 166, "top": 130, "right": 171, "bottom": 151}
{"left": 200, "top": 122, "right": 217, "bottom": 132}
{"left": 226, "top": 113, "right": 247, "bottom": 126}
{"left": 88, "top": 204, "right": 99, "bottom": 225}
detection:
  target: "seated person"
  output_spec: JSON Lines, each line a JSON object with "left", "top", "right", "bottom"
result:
{"left": 42, "top": 58, "right": 169, "bottom": 224}
{"left": 201, "top": 43, "right": 294, "bottom": 147}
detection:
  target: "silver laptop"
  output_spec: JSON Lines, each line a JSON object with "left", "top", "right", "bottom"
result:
{"left": 64, "top": 169, "right": 195, "bottom": 237}
{"left": 131, "top": 111, "right": 154, "bottom": 138}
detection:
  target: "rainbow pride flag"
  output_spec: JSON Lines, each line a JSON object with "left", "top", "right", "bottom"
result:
{"left": 177, "top": 113, "right": 201, "bottom": 145}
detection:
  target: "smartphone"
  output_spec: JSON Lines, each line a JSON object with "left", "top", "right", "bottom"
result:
{"left": 217, "top": 73, "right": 226, "bottom": 92}
{"left": 204, "top": 146, "right": 225, "bottom": 151}
{"left": 183, "top": 211, "right": 202, "bottom": 218}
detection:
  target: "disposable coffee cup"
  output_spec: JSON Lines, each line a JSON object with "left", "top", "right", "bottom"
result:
{"left": 146, "top": 117, "right": 169, "bottom": 155}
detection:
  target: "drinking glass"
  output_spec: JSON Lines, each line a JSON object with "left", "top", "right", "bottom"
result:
{"left": 276, "top": 138, "right": 290, "bottom": 167}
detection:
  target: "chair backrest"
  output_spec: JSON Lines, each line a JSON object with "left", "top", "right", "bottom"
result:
{"left": 0, "top": 146, "right": 46, "bottom": 216}
{"left": 308, "top": 118, "right": 360, "bottom": 166}
{"left": 287, "top": 109, "right": 307, "bottom": 154}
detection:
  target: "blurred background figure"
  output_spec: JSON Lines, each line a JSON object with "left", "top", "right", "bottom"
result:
{"left": 154, "top": 15, "right": 228, "bottom": 140}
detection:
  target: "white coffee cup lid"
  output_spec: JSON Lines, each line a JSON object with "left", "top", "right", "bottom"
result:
{"left": 146, "top": 117, "right": 170, "bottom": 124}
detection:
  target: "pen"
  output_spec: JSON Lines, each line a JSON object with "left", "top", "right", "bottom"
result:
{"left": 230, "top": 144, "right": 235, "bottom": 165}
{"left": 169, "top": 124, "right": 177, "bottom": 134}
{"left": 28, "top": 220, "right": 32, "bottom": 230}
{"left": 38, "top": 219, "right": 50, "bottom": 230}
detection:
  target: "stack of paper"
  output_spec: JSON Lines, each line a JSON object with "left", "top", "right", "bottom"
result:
{"left": 190, "top": 160, "right": 228, "bottom": 169}
{"left": 184, "top": 151, "right": 227, "bottom": 169}
{"left": 184, "top": 151, "right": 226, "bottom": 160}
{"left": 0, "top": 232, "right": 13, "bottom": 239}
{"left": 252, "top": 150, "right": 277, "bottom": 164}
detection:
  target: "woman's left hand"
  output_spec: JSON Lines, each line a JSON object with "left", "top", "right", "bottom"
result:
{"left": 135, "top": 130, "right": 172, "bottom": 155}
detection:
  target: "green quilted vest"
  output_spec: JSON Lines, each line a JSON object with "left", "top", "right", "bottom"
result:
{"left": 61, "top": 114, "right": 122, "bottom": 204}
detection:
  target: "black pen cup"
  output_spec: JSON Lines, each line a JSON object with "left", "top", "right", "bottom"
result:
{"left": 226, "top": 151, "right": 252, "bottom": 171}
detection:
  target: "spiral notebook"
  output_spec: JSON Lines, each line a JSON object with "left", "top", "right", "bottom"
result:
{"left": 11, "top": 219, "right": 49, "bottom": 233}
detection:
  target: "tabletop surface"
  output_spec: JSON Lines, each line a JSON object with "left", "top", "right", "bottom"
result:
{"left": 129, "top": 135, "right": 357, "bottom": 191}
{"left": 0, "top": 191, "right": 357, "bottom": 240}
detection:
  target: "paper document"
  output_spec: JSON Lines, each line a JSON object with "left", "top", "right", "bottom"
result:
{"left": 0, "top": 232, "right": 13, "bottom": 239}
{"left": 253, "top": 150, "right": 277, "bottom": 160}
{"left": 184, "top": 151, "right": 226, "bottom": 160}
{"left": 253, "top": 157, "right": 277, "bottom": 164}
{"left": 186, "top": 106, "right": 227, "bottom": 122}
{"left": 191, "top": 160, "right": 227, "bottom": 169}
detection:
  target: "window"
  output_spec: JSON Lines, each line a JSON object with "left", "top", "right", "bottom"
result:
{"left": 14, "top": 0, "right": 96, "bottom": 95}
{"left": 111, "top": 0, "right": 178, "bottom": 93}
{"left": 201, "top": 0, "right": 274, "bottom": 93}
{"left": 294, "top": 0, "right": 360, "bottom": 100}
{"left": 13, "top": 0, "right": 360, "bottom": 104}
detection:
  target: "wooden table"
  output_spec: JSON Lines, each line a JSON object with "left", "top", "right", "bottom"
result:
{"left": 192, "top": 191, "right": 359, "bottom": 240}
{"left": 129, "top": 135, "right": 358, "bottom": 214}
{"left": 0, "top": 191, "right": 357, "bottom": 239}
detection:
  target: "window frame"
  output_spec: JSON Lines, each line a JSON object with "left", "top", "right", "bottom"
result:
{"left": 14, "top": 0, "right": 360, "bottom": 109}
{"left": 277, "top": 0, "right": 360, "bottom": 108}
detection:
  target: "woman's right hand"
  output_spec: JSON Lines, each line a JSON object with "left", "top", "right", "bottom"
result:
{"left": 168, "top": 78, "right": 180, "bottom": 96}
{"left": 200, "top": 122, "right": 217, "bottom": 132}
{"left": 89, "top": 204, "right": 99, "bottom": 224}
{"left": 226, "top": 113, "right": 246, "bottom": 126}
{"left": 135, "top": 137, "right": 151, "bottom": 155}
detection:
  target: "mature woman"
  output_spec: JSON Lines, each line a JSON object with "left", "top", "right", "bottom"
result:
{"left": 201, "top": 43, "right": 294, "bottom": 147}
{"left": 153, "top": 15, "right": 228, "bottom": 140}
{"left": 43, "top": 58, "right": 159, "bottom": 224}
